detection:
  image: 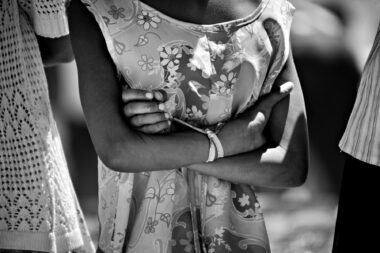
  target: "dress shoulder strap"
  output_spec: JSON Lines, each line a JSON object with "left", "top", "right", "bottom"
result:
{"left": 256, "top": 0, "right": 296, "bottom": 95}
{"left": 81, "top": 0, "right": 139, "bottom": 35}
{"left": 80, "top": 0, "right": 139, "bottom": 77}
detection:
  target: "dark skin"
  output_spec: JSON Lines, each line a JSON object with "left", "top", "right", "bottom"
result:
{"left": 139, "top": 0, "right": 262, "bottom": 24}
{"left": 37, "top": 35, "right": 74, "bottom": 67}
{"left": 67, "top": 0, "right": 309, "bottom": 188}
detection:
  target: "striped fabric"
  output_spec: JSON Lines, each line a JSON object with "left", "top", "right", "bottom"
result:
{"left": 339, "top": 23, "right": 380, "bottom": 166}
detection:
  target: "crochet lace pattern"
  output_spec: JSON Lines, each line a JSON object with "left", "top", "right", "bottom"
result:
{"left": 0, "top": 1, "right": 94, "bottom": 252}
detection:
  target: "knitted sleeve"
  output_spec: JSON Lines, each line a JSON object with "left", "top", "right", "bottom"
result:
{"left": 18, "top": 0, "right": 69, "bottom": 38}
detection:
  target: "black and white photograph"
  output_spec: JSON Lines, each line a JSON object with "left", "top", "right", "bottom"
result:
{"left": 1, "top": 0, "right": 379, "bottom": 252}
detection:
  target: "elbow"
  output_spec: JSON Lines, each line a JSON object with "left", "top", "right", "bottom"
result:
{"left": 284, "top": 150, "right": 309, "bottom": 187}
{"left": 280, "top": 125, "right": 310, "bottom": 187}
{"left": 96, "top": 145, "right": 122, "bottom": 172}
{"left": 95, "top": 137, "right": 143, "bottom": 173}
{"left": 287, "top": 162, "right": 308, "bottom": 187}
{"left": 96, "top": 141, "right": 128, "bottom": 173}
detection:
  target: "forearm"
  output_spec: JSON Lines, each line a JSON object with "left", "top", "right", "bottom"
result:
{"left": 190, "top": 53, "right": 310, "bottom": 188}
{"left": 104, "top": 128, "right": 210, "bottom": 172}
{"left": 93, "top": 113, "right": 260, "bottom": 172}
{"left": 188, "top": 145, "right": 308, "bottom": 188}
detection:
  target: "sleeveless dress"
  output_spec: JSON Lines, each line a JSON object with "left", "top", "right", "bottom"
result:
{"left": 81, "top": 0, "right": 294, "bottom": 252}
{"left": 0, "top": 0, "right": 94, "bottom": 252}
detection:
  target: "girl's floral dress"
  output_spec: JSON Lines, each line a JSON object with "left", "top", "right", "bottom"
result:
{"left": 81, "top": 0, "right": 295, "bottom": 252}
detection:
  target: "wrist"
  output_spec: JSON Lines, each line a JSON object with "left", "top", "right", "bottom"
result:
{"left": 218, "top": 118, "right": 250, "bottom": 157}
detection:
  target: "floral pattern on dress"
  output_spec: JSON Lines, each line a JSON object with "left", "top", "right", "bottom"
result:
{"left": 82, "top": 0, "right": 295, "bottom": 252}
{"left": 212, "top": 72, "right": 237, "bottom": 95}
{"left": 108, "top": 5, "right": 126, "bottom": 20}
{"left": 134, "top": 31, "right": 161, "bottom": 47}
{"left": 138, "top": 54, "right": 154, "bottom": 71}
{"left": 136, "top": 9, "right": 161, "bottom": 30}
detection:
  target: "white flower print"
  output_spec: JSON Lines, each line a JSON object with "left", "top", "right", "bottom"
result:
{"left": 166, "top": 183, "right": 175, "bottom": 195}
{"left": 137, "top": 10, "right": 161, "bottom": 30}
{"left": 166, "top": 182, "right": 176, "bottom": 201}
{"left": 238, "top": 194, "right": 250, "bottom": 207}
{"left": 138, "top": 55, "right": 154, "bottom": 71}
{"left": 208, "top": 40, "right": 226, "bottom": 61}
{"left": 187, "top": 61, "right": 197, "bottom": 71}
{"left": 214, "top": 227, "right": 224, "bottom": 238}
{"left": 163, "top": 94, "right": 178, "bottom": 114}
{"left": 200, "top": 95, "right": 210, "bottom": 110}
{"left": 167, "top": 64, "right": 179, "bottom": 76}
{"left": 186, "top": 105, "right": 203, "bottom": 120}
{"left": 214, "top": 72, "right": 237, "bottom": 95}
{"left": 167, "top": 73, "right": 182, "bottom": 88}
{"left": 208, "top": 227, "right": 232, "bottom": 252}
{"left": 160, "top": 46, "right": 183, "bottom": 68}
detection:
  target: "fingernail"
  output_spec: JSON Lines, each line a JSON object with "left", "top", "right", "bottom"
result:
{"left": 158, "top": 103, "right": 165, "bottom": 111}
{"left": 122, "top": 92, "right": 127, "bottom": 101}
{"left": 145, "top": 92, "right": 153, "bottom": 99}
{"left": 164, "top": 113, "right": 170, "bottom": 119}
{"left": 155, "top": 91, "right": 163, "bottom": 101}
{"left": 281, "top": 82, "right": 294, "bottom": 93}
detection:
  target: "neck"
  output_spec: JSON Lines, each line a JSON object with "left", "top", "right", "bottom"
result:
{"left": 139, "top": 0, "right": 262, "bottom": 25}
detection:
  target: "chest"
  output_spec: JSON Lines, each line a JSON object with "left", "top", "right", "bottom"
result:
{"left": 104, "top": 0, "right": 275, "bottom": 125}
{"left": 139, "top": 0, "right": 262, "bottom": 25}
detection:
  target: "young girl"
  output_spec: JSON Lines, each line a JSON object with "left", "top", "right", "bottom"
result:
{"left": 0, "top": 0, "right": 94, "bottom": 252}
{"left": 68, "top": 0, "right": 309, "bottom": 252}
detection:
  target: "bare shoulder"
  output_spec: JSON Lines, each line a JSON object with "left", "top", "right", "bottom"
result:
{"left": 67, "top": 0, "right": 92, "bottom": 26}
{"left": 209, "top": 0, "right": 262, "bottom": 20}
{"left": 140, "top": 0, "right": 262, "bottom": 24}
{"left": 67, "top": 0, "right": 103, "bottom": 36}
{"left": 67, "top": 0, "right": 108, "bottom": 64}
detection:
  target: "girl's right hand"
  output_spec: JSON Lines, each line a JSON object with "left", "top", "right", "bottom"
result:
{"left": 122, "top": 88, "right": 172, "bottom": 134}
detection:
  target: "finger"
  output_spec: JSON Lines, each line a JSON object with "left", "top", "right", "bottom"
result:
{"left": 130, "top": 112, "right": 171, "bottom": 127}
{"left": 137, "top": 120, "right": 172, "bottom": 134}
{"left": 260, "top": 81, "right": 294, "bottom": 108}
{"left": 122, "top": 88, "right": 154, "bottom": 103}
{"left": 278, "top": 81, "right": 294, "bottom": 94}
{"left": 123, "top": 101, "right": 166, "bottom": 117}
{"left": 153, "top": 89, "right": 168, "bottom": 102}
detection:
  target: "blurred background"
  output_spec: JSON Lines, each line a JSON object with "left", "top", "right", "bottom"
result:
{"left": 45, "top": 0, "right": 380, "bottom": 252}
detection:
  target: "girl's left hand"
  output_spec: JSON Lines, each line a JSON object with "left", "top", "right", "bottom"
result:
{"left": 122, "top": 88, "right": 172, "bottom": 134}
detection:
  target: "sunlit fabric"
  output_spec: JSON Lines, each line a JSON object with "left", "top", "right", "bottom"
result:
{"left": 339, "top": 22, "right": 380, "bottom": 166}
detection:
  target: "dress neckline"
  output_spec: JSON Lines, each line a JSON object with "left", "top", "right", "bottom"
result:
{"left": 137, "top": 0, "right": 270, "bottom": 30}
